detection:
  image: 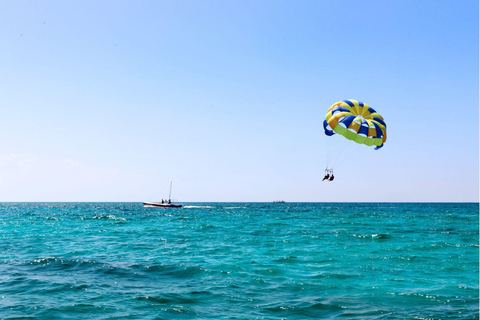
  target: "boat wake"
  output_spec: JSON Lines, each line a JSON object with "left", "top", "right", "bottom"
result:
{"left": 183, "top": 205, "right": 214, "bottom": 209}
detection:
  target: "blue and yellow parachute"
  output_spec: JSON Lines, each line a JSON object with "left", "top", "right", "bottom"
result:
{"left": 323, "top": 99, "right": 387, "bottom": 149}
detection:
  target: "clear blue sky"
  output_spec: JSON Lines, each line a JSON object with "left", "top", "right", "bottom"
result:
{"left": 0, "top": 0, "right": 478, "bottom": 202}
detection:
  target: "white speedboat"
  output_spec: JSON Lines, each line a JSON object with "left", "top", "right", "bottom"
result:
{"left": 144, "top": 182, "right": 182, "bottom": 208}
{"left": 143, "top": 201, "right": 182, "bottom": 208}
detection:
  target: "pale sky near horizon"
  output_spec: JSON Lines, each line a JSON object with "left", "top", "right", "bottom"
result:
{"left": 1, "top": 0, "right": 478, "bottom": 202}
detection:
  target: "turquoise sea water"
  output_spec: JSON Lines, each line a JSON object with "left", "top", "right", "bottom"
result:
{"left": 0, "top": 202, "right": 478, "bottom": 319}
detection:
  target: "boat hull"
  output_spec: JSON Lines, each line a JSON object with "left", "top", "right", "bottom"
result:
{"left": 143, "top": 202, "right": 182, "bottom": 208}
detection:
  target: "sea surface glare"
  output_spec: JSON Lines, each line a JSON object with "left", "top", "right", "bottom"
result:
{"left": 0, "top": 203, "right": 478, "bottom": 319}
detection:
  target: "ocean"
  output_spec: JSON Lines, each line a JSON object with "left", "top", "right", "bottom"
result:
{"left": 0, "top": 202, "right": 478, "bottom": 319}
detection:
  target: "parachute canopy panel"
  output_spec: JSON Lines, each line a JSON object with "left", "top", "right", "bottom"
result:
{"left": 324, "top": 99, "right": 387, "bottom": 149}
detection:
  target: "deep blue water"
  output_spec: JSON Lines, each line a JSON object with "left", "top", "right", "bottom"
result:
{"left": 0, "top": 202, "right": 478, "bottom": 319}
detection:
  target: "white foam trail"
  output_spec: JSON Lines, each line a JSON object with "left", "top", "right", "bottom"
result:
{"left": 183, "top": 205, "right": 214, "bottom": 209}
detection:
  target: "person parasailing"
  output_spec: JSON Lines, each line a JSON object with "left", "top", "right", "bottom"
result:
{"left": 322, "top": 169, "right": 330, "bottom": 181}
{"left": 329, "top": 172, "right": 335, "bottom": 181}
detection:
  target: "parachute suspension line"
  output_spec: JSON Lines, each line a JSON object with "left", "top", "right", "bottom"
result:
{"left": 329, "top": 135, "right": 345, "bottom": 169}
{"left": 326, "top": 133, "right": 343, "bottom": 168}
{"left": 338, "top": 140, "right": 362, "bottom": 169}
{"left": 326, "top": 134, "right": 363, "bottom": 171}
{"left": 331, "top": 140, "right": 362, "bottom": 170}
{"left": 326, "top": 133, "right": 345, "bottom": 170}
{"left": 325, "top": 133, "right": 332, "bottom": 170}
{"left": 325, "top": 133, "right": 339, "bottom": 172}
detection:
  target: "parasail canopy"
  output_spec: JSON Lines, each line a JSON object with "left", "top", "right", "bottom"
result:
{"left": 323, "top": 99, "right": 387, "bottom": 150}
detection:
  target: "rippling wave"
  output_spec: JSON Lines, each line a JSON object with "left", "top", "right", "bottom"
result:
{"left": 0, "top": 202, "right": 478, "bottom": 319}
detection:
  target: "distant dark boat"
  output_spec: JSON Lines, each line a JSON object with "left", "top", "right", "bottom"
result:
{"left": 143, "top": 182, "right": 182, "bottom": 208}
{"left": 273, "top": 200, "right": 285, "bottom": 203}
